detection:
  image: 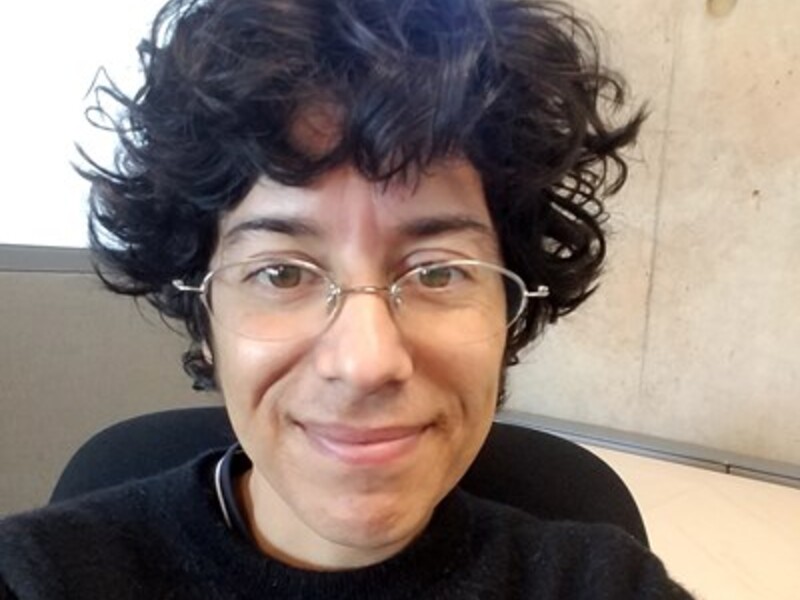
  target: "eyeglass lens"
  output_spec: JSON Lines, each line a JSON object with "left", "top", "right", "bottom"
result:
{"left": 205, "top": 260, "right": 526, "bottom": 342}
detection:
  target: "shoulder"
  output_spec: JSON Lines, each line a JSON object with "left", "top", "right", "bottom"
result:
{"left": 457, "top": 491, "right": 694, "bottom": 599}
{"left": 460, "top": 489, "right": 643, "bottom": 558}
{"left": 0, "top": 451, "right": 223, "bottom": 599}
{"left": 1, "top": 448, "right": 216, "bottom": 537}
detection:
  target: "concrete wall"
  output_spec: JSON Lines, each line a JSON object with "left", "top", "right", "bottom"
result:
{"left": 508, "top": 0, "right": 800, "bottom": 464}
{"left": 2, "top": 0, "right": 799, "bottom": 514}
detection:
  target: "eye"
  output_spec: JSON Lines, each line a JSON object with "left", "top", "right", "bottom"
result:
{"left": 416, "top": 264, "right": 464, "bottom": 288}
{"left": 239, "top": 262, "right": 326, "bottom": 295}
{"left": 254, "top": 264, "right": 304, "bottom": 289}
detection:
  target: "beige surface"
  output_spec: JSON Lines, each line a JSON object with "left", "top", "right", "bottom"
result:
{"left": 590, "top": 445, "right": 800, "bottom": 600}
{"left": 509, "top": 0, "right": 800, "bottom": 464}
{"left": 0, "top": 272, "right": 218, "bottom": 514}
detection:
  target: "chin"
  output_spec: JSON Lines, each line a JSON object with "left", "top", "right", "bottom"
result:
{"left": 310, "top": 490, "right": 435, "bottom": 551}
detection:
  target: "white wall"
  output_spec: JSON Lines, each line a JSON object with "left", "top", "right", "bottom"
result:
{"left": 0, "top": 0, "right": 164, "bottom": 247}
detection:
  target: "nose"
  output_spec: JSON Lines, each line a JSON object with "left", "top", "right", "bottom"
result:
{"left": 313, "top": 289, "right": 413, "bottom": 394}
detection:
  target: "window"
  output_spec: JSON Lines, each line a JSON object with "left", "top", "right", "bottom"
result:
{"left": 0, "top": 0, "right": 164, "bottom": 247}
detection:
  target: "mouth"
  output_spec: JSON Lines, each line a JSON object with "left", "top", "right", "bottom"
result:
{"left": 299, "top": 422, "right": 428, "bottom": 467}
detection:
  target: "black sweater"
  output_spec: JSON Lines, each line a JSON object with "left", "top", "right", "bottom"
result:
{"left": 0, "top": 451, "right": 693, "bottom": 599}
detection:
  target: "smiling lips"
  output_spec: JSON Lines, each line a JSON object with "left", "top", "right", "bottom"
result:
{"left": 301, "top": 423, "right": 427, "bottom": 466}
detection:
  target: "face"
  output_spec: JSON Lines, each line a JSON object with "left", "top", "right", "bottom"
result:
{"left": 208, "top": 161, "right": 506, "bottom": 569}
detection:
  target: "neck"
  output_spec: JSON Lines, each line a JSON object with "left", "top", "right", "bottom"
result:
{"left": 236, "top": 469, "right": 426, "bottom": 571}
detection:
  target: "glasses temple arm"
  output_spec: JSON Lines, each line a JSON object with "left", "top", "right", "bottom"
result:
{"left": 172, "top": 279, "right": 204, "bottom": 294}
{"left": 524, "top": 285, "right": 550, "bottom": 299}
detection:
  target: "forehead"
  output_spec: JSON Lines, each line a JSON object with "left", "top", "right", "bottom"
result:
{"left": 216, "top": 161, "right": 497, "bottom": 258}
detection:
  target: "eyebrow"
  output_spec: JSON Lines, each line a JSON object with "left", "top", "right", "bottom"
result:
{"left": 399, "top": 215, "right": 496, "bottom": 244}
{"left": 222, "top": 217, "right": 322, "bottom": 245}
{"left": 221, "top": 214, "right": 497, "bottom": 252}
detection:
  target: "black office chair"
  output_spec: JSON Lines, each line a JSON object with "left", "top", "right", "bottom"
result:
{"left": 50, "top": 407, "right": 648, "bottom": 547}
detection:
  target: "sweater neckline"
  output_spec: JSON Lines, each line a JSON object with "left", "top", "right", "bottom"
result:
{"left": 178, "top": 450, "right": 474, "bottom": 599}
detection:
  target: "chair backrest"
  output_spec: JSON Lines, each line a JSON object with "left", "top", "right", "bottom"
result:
{"left": 50, "top": 407, "right": 648, "bottom": 546}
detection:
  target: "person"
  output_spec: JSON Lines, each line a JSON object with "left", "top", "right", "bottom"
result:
{"left": 0, "top": 0, "right": 694, "bottom": 597}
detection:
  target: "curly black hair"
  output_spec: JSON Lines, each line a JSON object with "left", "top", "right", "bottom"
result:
{"left": 82, "top": 0, "right": 645, "bottom": 391}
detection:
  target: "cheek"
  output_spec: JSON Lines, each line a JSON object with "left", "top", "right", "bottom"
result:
{"left": 446, "top": 337, "right": 504, "bottom": 457}
{"left": 401, "top": 340, "right": 502, "bottom": 505}
{"left": 211, "top": 331, "right": 310, "bottom": 437}
{"left": 414, "top": 332, "right": 505, "bottom": 449}
{"left": 416, "top": 330, "right": 505, "bottom": 408}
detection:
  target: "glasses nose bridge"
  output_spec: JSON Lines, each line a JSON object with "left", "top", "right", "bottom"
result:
{"left": 328, "top": 282, "right": 403, "bottom": 323}
{"left": 334, "top": 284, "right": 399, "bottom": 308}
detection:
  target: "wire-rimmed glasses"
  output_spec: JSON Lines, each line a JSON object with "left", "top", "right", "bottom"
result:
{"left": 173, "top": 258, "right": 549, "bottom": 343}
